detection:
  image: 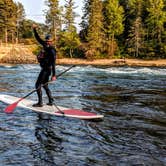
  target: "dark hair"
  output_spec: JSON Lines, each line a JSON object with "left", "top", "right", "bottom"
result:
{"left": 45, "top": 34, "right": 52, "bottom": 41}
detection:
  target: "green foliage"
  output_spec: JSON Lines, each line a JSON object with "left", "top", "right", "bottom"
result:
{"left": 58, "top": 30, "right": 81, "bottom": 58}
{"left": 103, "top": 0, "right": 124, "bottom": 37}
{"left": 85, "top": 0, "right": 104, "bottom": 59}
{"left": 45, "top": 0, "right": 80, "bottom": 53}
{"left": 56, "top": 0, "right": 81, "bottom": 58}
{"left": 0, "top": 0, "right": 17, "bottom": 42}
{"left": 103, "top": 0, "right": 124, "bottom": 57}
{"left": 145, "top": 0, "right": 166, "bottom": 57}
{"left": 45, "top": 0, "right": 61, "bottom": 44}
{"left": 63, "top": 0, "right": 77, "bottom": 32}
{"left": 0, "top": 0, "right": 165, "bottom": 59}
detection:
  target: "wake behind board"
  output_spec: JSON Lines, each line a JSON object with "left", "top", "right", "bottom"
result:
{"left": 0, "top": 94, "right": 103, "bottom": 120}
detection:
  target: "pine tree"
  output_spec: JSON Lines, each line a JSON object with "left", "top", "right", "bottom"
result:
{"left": 45, "top": 0, "right": 61, "bottom": 44}
{"left": 79, "top": 0, "right": 90, "bottom": 42}
{"left": 0, "top": 0, "right": 17, "bottom": 43}
{"left": 145, "top": 0, "right": 166, "bottom": 57}
{"left": 0, "top": 0, "right": 6, "bottom": 41}
{"left": 126, "top": 0, "right": 145, "bottom": 58}
{"left": 59, "top": 0, "right": 80, "bottom": 58}
{"left": 63, "top": 0, "right": 76, "bottom": 32}
{"left": 119, "top": 0, "right": 132, "bottom": 49}
{"left": 15, "top": 2, "right": 25, "bottom": 43}
{"left": 85, "top": 0, "right": 104, "bottom": 59}
{"left": 103, "top": 0, "right": 124, "bottom": 57}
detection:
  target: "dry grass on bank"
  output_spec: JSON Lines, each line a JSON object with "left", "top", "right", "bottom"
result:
{"left": 56, "top": 58, "right": 166, "bottom": 67}
{"left": 0, "top": 57, "right": 166, "bottom": 67}
{"left": 0, "top": 44, "right": 166, "bottom": 66}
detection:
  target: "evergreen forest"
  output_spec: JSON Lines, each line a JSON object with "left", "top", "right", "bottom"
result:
{"left": 0, "top": 0, "right": 166, "bottom": 59}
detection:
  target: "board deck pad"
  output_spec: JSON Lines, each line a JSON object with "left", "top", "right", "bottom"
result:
{"left": 0, "top": 94, "right": 104, "bottom": 120}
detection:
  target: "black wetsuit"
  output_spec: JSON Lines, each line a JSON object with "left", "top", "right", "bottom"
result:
{"left": 33, "top": 28, "right": 56, "bottom": 105}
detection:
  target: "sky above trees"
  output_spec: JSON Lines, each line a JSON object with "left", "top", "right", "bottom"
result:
{"left": 14, "top": 0, "right": 83, "bottom": 30}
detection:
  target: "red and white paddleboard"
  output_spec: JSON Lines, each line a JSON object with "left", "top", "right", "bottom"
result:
{"left": 0, "top": 94, "right": 104, "bottom": 120}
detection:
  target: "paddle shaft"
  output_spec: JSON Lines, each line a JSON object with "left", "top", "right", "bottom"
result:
{"left": 53, "top": 104, "right": 65, "bottom": 115}
{"left": 22, "top": 65, "right": 75, "bottom": 100}
{"left": 5, "top": 65, "right": 75, "bottom": 113}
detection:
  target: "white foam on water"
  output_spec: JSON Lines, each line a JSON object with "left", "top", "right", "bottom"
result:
{"left": 1, "top": 64, "right": 166, "bottom": 77}
{"left": 103, "top": 67, "right": 166, "bottom": 76}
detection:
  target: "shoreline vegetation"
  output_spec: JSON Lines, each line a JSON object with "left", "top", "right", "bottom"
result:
{"left": 56, "top": 58, "right": 166, "bottom": 67}
{"left": 1, "top": 0, "right": 166, "bottom": 66}
{"left": 0, "top": 44, "right": 166, "bottom": 67}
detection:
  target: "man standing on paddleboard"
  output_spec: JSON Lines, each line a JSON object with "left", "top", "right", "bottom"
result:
{"left": 32, "top": 24, "right": 56, "bottom": 107}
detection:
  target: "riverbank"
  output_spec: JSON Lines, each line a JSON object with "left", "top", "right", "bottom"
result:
{"left": 0, "top": 44, "right": 166, "bottom": 67}
{"left": 0, "top": 57, "right": 166, "bottom": 67}
{"left": 56, "top": 58, "right": 166, "bottom": 67}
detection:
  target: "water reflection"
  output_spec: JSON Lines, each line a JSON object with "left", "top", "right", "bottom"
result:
{"left": 33, "top": 115, "right": 63, "bottom": 165}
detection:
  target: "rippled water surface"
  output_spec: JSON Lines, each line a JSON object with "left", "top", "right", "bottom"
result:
{"left": 0, "top": 64, "right": 166, "bottom": 166}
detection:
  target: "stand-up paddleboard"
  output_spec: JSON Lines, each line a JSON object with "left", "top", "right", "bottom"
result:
{"left": 0, "top": 94, "right": 104, "bottom": 120}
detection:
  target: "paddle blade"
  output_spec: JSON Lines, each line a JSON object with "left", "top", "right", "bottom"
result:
{"left": 4, "top": 99, "right": 22, "bottom": 114}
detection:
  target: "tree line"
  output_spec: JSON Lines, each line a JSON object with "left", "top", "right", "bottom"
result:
{"left": 0, "top": 0, "right": 166, "bottom": 59}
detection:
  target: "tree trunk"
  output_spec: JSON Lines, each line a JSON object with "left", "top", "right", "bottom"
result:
{"left": 70, "top": 49, "right": 73, "bottom": 58}
{"left": 5, "top": 27, "right": 8, "bottom": 44}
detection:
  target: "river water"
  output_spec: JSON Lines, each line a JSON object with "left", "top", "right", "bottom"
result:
{"left": 0, "top": 64, "right": 166, "bottom": 166}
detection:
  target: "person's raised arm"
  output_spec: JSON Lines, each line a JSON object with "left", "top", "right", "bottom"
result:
{"left": 32, "top": 24, "right": 45, "bottom": 46}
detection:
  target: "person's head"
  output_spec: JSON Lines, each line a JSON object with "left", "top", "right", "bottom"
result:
{"left": 45, "top": 34, "right": 53, "bottom": 45}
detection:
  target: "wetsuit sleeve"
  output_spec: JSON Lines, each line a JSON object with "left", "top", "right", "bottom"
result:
{"left": 33, "top": 28, "right": 45, "bottom": 46}
{"left": 51, "top": 48, "right": 56, "bottom": 76}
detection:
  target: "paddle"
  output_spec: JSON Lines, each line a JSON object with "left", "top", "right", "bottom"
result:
{"left": 5, "top": 65, "right": 76, "bottom": 114}
{"left": 52, "top": 104, "right": 65, "bottom": 115}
